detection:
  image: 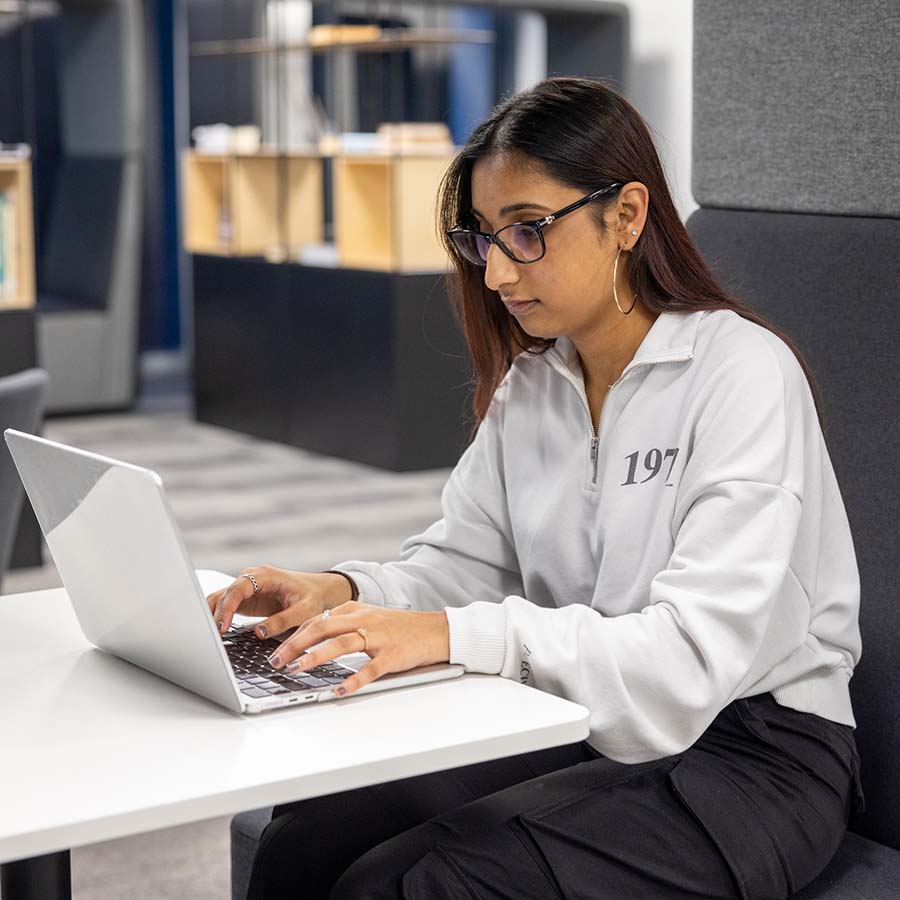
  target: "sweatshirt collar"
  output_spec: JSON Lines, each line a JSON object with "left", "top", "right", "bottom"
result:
{"left": 548, "top": 309, "right": 706, "bottom": 381}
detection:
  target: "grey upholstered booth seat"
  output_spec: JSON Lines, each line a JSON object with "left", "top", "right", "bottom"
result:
{"left": 792, "top": 833, "right": 900, "bottom": 900}
{"left": 0, "top": 368, "right": 48, "bottom": 594}
{"left": 686, "top": 208, "right": 900, "bottom": 898}
{"left": 232, "top": 806, "right": 274, "bottom": 900}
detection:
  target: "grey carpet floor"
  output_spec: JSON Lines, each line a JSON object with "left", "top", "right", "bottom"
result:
{"left": 2, "top": 408, "right": 451, "bottom": 900}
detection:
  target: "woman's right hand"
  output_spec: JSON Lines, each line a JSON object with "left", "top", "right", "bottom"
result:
{"left": 205, "top": 566, "right": 354, "bottom": 638}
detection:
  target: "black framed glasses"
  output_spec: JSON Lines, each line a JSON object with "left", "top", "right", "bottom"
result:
{"left": 447, "top": 182, "right": 624, "bottom": 267}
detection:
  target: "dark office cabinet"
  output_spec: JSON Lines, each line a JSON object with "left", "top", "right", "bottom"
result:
{"left": 193, "top": 256, "right": 472, "bottom": 471}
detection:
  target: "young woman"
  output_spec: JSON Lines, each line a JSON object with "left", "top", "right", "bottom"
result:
{"left": 208, "top": 77, "right": 864, "bottom": 900}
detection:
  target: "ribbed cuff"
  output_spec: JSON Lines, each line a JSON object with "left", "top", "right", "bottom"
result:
{"left": 444, "top": 602, "right": 507, "bottom": 674}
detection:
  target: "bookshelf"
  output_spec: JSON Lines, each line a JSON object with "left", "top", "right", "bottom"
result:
{"left": 182, "top": 146, "right": 453, "bottom": 270}
{"left": 0, "top": 154, "right": 35, "bottom": 309}
{"left": 182, "top": 151, "right": 323, "bottom": 258}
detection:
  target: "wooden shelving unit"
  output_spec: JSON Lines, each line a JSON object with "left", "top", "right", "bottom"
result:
{"left": 183, "top": 147, "right": 454, "bottom": 270}
{"left": 0, "top": 154, "right": 35, "bottom": 309}
{"left": 334, "top": 151, "right": 454, "bottom": 271}
{"left": 182, "top": 151, "right": 323, "bottom": 258}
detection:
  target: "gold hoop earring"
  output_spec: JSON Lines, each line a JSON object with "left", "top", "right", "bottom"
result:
{"left": 613, "top": 248, "right": 638, "bottom": 315}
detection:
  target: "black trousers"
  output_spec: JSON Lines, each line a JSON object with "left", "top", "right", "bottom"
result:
{"left": 247, "top": 694, "right": 865, "bottom": 900}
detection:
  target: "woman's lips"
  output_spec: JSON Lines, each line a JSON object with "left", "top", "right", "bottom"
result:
{"left": 506, "top": 300, "right": 539, "bottom": 315}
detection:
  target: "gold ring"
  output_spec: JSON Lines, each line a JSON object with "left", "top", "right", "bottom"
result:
{"left": 356, "top": 627, "right": 369, "bottom": 651}
{"left": 242, "top": 573, "right": 260, "bottom": 594}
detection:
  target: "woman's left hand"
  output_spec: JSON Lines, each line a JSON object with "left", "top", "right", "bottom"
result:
{"left": 266, "top": 602, "right": 450, "bottom": 697}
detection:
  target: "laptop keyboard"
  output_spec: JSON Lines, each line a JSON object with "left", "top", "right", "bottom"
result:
{"left": 222, "top": 625, "right": 354, "bottom": 699}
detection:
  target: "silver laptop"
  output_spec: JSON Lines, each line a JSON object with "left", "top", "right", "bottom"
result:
{"left": 4, "top": 429, "right": 464, "bottom": 714}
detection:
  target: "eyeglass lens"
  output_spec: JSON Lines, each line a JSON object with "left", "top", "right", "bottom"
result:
{"left": 449, "top": 231, "right": 489, "bottom": 266}
{"left": 451, "top": 223, "right": 544, "bottom": 266}
{"left": 501, "top": 224, "right": 543, "bottom": 262}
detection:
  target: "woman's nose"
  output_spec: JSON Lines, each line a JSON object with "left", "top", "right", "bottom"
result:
{"left": 483, "top": 243, "right": 520, "bottom": 293}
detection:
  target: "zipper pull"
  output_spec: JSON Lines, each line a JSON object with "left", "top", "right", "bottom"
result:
{"left": 590, "top": 435, "right": 599, "bottom": 484}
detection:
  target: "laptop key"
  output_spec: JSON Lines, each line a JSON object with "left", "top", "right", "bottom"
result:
{"left": 266, "top": 686, "right": 290, "bottom": 695}
{"left": 297, "top": 676, "right": 329, "bottom": 688}
{"left": 241, "top": 687, "right": 270, "bottom": 698}
{"left": 326, "top": 664, "right": 355, "bottom": 676}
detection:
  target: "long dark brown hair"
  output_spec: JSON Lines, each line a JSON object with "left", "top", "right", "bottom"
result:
{"left": 437, "top": 76, "right": 824, "bottom": 439}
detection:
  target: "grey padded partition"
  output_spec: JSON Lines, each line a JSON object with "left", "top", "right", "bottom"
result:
{"left": 36, "top": 0, "right": 144, "bottom": 413}
{"left": 691, "top": 1, "right": 900, "bottom": 896}
{"left": 0, "top": 369, "right": 48, "bottom": 594}
{"left": 693, "top": 0, "right": 900, "bottom": 216}
{"left": 39, "top": 157, "right": 124, "bottom": 311}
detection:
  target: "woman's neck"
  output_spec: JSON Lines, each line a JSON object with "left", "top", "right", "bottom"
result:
{"left": 577, "top": 304, "right": 660, "bottom": 392}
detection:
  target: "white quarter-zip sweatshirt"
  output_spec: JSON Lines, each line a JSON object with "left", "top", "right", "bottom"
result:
{"left": 333, "top": 309, "right": 862, "bottom": 763}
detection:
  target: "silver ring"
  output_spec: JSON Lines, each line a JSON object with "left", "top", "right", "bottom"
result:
{"left": 322, "top": 608, "right": 331, "bottom": 619}
{"left": 242, "top": 573, "right": 260, "bottom": 594}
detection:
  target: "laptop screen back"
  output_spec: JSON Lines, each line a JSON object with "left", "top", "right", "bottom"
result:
{"left": 4, "top": 430, "right": 242, "bottom": 712}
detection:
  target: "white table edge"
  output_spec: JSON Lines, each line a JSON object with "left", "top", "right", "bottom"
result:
{"left": 1, "top": 711, "right": 589, "bottom": 864}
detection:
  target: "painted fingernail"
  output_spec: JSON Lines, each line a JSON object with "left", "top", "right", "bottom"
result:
{"left": 336, "top": 686, "right": 347, "bottom": 697}
{"left": 257, "top": 625, "right": 268, "bottom": 638}
{"left": 217, "top": 620, "right": 225, "bottom": 632}
{"left": 285, "top": 657, "right": 307, "bottom": 674}
{"left": 268, "top": 653, "right": 281, "bottom": 667}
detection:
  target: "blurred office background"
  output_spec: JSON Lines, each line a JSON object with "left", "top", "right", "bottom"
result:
{"left": 0, "top": 0, "right": 693, "bottom": 594}
{"left": 0, "top": 1, "right": 691, "bottom": 897}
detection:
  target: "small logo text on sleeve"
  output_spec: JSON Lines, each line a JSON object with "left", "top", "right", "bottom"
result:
{"left": 519, "top": 643, "right": 533, "bottom": 685}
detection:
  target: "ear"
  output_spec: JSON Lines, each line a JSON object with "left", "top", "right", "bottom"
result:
{"left": 614, "top": 181, "right": 649, "bottom": 245}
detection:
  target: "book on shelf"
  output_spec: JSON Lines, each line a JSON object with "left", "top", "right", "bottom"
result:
{"left": 0, "top": 188, "right": 19, "bottom": 305}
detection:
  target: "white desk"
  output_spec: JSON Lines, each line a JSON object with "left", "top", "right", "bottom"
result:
{"left": 0, "top": 584, "right": 589, "bottom": 899}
